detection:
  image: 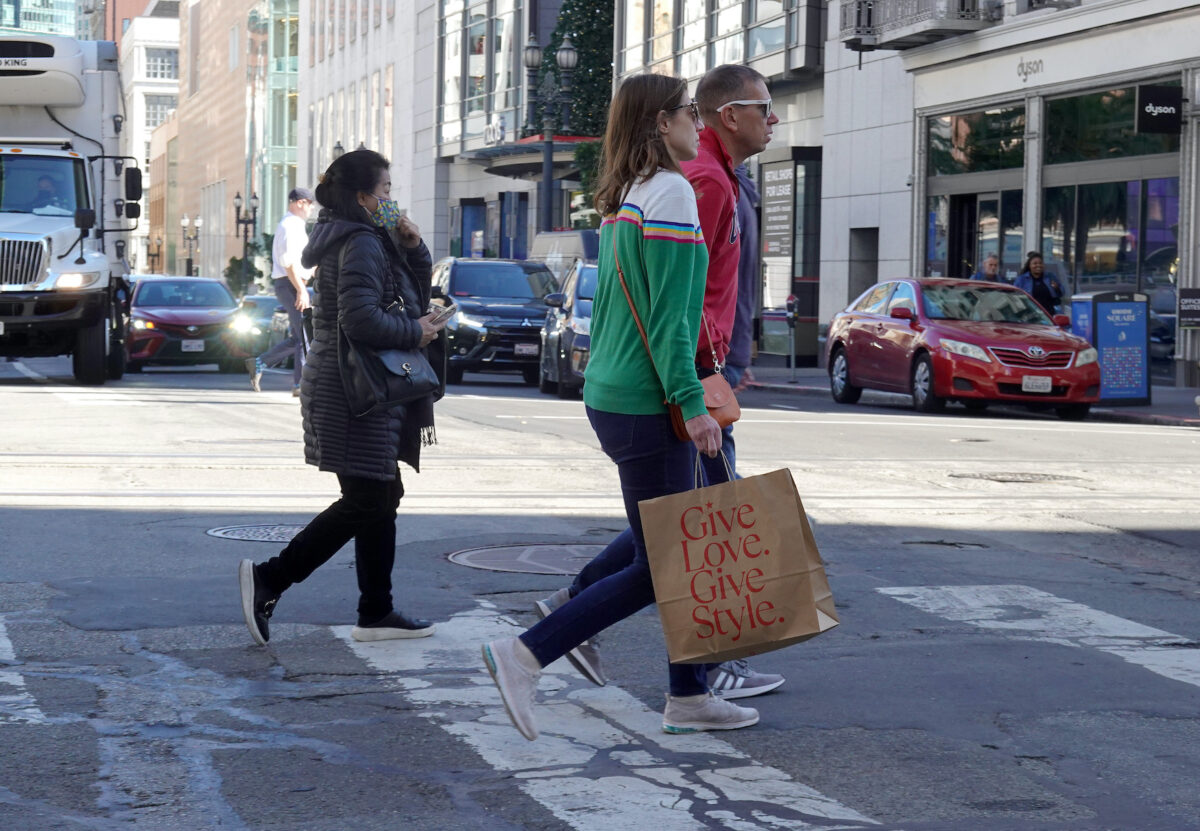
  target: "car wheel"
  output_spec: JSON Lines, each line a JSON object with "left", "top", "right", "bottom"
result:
{"left": 557, "top": 380, "right": 581, "bottom": 399}
{"left": 125, "top": 360, "right": 143, "bottom": 373}
{"left": 829, "top": 347, "right": 862, "bottom": 404}
{"left": 538, "top": 367, "right": 558, "bottom": 394}
{"left": 522, "top": 366, "right": 540, "bottom": 386}
{"left": 911, "top": 354, "right": 945, "bottom": 413}
{"left": 1056, "top": 403, "right": 1091, "bottom": 421}
{"left": 962, "top": 400, "right": 989, "bottom": 412}
{"left": 446, "top": 365, "right": 464, "bottom": 385}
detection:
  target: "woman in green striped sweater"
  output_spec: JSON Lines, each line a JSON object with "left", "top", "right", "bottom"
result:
{"left": 483, "top": 73, "right": 759, "bottom": 740}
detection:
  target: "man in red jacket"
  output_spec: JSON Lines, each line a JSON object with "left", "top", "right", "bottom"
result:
{"left": 533, "top": 66, "right": 787, "bottom": 727}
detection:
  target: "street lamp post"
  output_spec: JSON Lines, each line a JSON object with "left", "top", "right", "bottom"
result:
{"left": 180, "top": 214, "right": 202, "bottom": 276}
{"left": 233, "top": 191, "right": 259, "bottom": 296}
{"left": 523, "top": 35, "right": 577, "bottom": 233}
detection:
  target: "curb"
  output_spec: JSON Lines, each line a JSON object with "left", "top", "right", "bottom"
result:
{"left": 746, "top": 380, "right": 1200, "bottom": 429}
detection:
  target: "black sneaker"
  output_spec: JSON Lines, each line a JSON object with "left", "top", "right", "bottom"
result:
{"left": 238, "top": 559, "right": 279, "bottom": 646}
{"left": 351, "top": 611, "right": 435, "bottom": 641}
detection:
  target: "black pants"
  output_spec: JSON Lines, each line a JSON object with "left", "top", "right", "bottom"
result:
{"left": 259, "top": 471, "right": 404, "bottom": 622}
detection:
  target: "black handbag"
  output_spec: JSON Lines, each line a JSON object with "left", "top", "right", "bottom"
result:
{"left": 335, "top": 238, "right": 440, "bottom": 417}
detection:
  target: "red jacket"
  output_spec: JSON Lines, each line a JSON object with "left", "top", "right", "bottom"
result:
{"left": 681, "top": 129, "right": 740, "bottom": 369}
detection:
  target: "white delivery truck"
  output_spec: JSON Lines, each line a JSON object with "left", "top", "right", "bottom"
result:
{"left": 0, "top": 35, "right": 143, "bottom": 384}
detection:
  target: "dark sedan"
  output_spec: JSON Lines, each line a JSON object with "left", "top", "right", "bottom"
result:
{"left": 226, "top": 294, "right": 282, "bottom": 359}
{"left": 125, "top": 276, "right": 242, "bottom": 372}
{"left": 826, "top": 278, "right": 1101, "bottom": 420}
{"left": 539, "top": 259, "right": 595, "bottom": 398}
{"left": 431, "top": 257, "right": 558, "bottom": 385}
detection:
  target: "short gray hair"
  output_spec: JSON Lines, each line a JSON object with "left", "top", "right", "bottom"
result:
{"left": 695, "top": 65, "right": 767, "bottom": 118}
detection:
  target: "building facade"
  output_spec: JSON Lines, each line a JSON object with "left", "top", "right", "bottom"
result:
{"left": 832, "top": 0, "right": 1200, "bottom": 384}
{"left": 118, "top": 1, "right": 179, "bottom": 273}
{"left": 0, "top": 0, "right": 74, "bottom": 35}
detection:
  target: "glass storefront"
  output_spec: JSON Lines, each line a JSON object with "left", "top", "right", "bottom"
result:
{"left": 1044, "top": 86, "right": 1180, "bottom": 164}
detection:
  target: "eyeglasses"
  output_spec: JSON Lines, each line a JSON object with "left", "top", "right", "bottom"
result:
{"left": 664, "top": 101, "right": 701, "bottom": 122}
{"left": 716, "top": 98, "right": 773, "bottom": 119}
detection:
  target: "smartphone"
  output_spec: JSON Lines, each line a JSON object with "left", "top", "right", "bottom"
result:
{"left": 428, "top": 302, "right": 457, "bottom": 325}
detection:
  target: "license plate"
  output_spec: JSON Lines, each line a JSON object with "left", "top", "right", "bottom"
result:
{"left": 514, "top": 342, "right": 538, "bottom": 356}
{"left": 181, "top": 339, "right": 205, "bottom": 353}
{"left": 1021, "top": 375, "right": 1052, "bottom": 393}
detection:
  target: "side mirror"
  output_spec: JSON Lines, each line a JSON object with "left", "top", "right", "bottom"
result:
{"left": 124, "top": 167, "right": 143, "bottom": 201}
{"left": 889, "top": 306, "right": 914, "bottom": 320}
{"left": 74, "top": 208, "right": 95, "bottom": 230}
{"left": 545, "top": 292, "right": 565, "bottom": 308}
{"left": 1052, "top": 314, "right": 1070, "bottom": 328}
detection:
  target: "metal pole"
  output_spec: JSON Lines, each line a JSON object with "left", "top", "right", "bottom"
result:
{"left": 240, "top": 221, "right": 249, "bottom": 295}
{"left": 541, "top": 112, "right": 554, "bottom": 232}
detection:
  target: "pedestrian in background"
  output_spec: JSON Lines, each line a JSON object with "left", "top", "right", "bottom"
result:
{"left": 239, "top": 149, "right": 446, "bottom": 647}
{"left": 1015, "top": 251, "right": 1067, "bottom": 315}
{"left": 247, "top": 188, "right": 315, "bottom": 397}
{"left": 970, "top": 252, "right": 1003, "bottom": 283}
{"left": 532, "top": 65, "right": 786, "bottom": 708}
{"left": 482, "top": 74, "right": 760, "bottom": 741}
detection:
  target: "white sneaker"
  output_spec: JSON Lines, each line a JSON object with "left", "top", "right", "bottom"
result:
{"left": 482, "top": 638, "right": 541, "bottom": 741}
{"left": 662, "top": 692, "right": 759, "bottom": 734}
{"left": 534, "top": 588, "right": 606, "bottom": 686}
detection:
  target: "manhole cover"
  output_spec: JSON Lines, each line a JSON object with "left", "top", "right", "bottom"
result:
{"left": 207, "top": 524, "right": 306, "bottom": 542}
{"left": 448, "top": 544, "right": 608, "bottom": 575}
{"left": 949, "top": 472, "right": 1081, "bottom": 484}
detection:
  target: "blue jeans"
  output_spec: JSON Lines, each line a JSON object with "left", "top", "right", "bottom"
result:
{"left": 520, "top": 407, "right": 711, "bottom": 696}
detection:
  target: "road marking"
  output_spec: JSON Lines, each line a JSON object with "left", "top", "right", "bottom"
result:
{"left": 879, "top": 585, "right": 1200, "bottom": 689}
{"left": 336, "top": 602, "right": 876, "bottom": 830}
{"left": 495, "top": 414, "right": 589, "bottom": 420}
{"left": 0, "top": 620, "right": 46, "bottom": 725}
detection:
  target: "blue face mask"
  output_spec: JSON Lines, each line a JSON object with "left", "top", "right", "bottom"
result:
{"left": 370, "top": 197, "right": 402, "bottom": 228}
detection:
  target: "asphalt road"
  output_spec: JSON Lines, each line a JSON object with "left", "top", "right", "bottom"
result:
{"left": 2, "top": 357, "right": 1199, "bottom": 830}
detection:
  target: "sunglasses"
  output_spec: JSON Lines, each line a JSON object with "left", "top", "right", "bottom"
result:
{"left": 664, "top": 100, "right": 701, "bottom": 122}
{"left": 716, "top": 98, "right": 773, "bottom": 119}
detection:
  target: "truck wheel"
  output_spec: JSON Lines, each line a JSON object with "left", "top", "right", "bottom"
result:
{"left": 73, "top": 317, "right": 107, "bottom": 385}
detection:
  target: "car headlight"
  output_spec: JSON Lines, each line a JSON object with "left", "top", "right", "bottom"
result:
{"left": 132, "top": 317, "right": 154, "bottom": 330}
{"left": 569, "top": 316, "right": 590, "bottom": 336}
{"left": 56, "top": 272, "right": 101, "bottom": 290}
{"left": 939, "top": 338, "right": 991, "bottom": 362}
{"left": 230, "top": 314, "right": 255, "bottom": 333}
{"left": 1075, "top": 346, "right": 1098, "bottom": 367}
{"left": 454, "top": 312, "right": 485, "bottom": 329}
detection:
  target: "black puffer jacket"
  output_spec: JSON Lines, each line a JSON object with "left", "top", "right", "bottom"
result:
{"left": 299, "top": 216, "right": 434, "bottom": 480}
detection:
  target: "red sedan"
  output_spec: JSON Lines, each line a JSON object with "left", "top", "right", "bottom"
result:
{"left": 826, "top": 278, "right": 1100, "bottom": 420}
{"left": 125, "top": 276, "right": 243, "bottom": 372}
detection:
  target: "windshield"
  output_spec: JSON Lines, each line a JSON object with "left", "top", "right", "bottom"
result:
{"left": 134, "top": 280, "right": 237, "bottom": 309}
{"left": 577, "top": 265, "right": 597, "bottom": 300}
{"left": 240, "top": 296, "right": 280, "bottom": 315}
{"left": 922, "top": 284, "right": 1053, "bottom": 325}
{"left": 0, "top": 155, "right": 89, "bottom": 216}
{"left": 450, "top": 263, "right": 557, "bottom": 300}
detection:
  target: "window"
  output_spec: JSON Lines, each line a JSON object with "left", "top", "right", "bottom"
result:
{"left": 309, "top": 0, "right": 316, "bottom": 65}
{"left": 748, "top": 0, "right": 784, "bottom": 58}
{"left": 144, "top": 94, "right": 177, "bottom": 130}
{"left": 622, "top": 0, "right": 644, "bottom": 71}
{"left": 927, "top": 106, "right": 1025, "bottom": 176}
{"left": 854, "top": 283, "right": 893, "bottom": 314}
{"left": 145, "top": 48, "right": 178, "bottom": 79}
{"left": 383, "top": 64, "right": 394, "bottom": 157}
{"left": 888, "top": 282, "right": 917, "bottom": 314}
{"left": 491, "top": 0, "right": 516, "bottom": 113}
{"left": 651, "top": 0, "right": 672, "bottom": 62}
{"left": 349, "top": 0, "right": 356, "bottom": 41}
{"left": 440, "top": 0, "right": 463, "bottom": 143}
{"left": 1044, "top": 85, "right": 1180, "bottom": 165}
{"left": 229, "top": 26, "right": 239, "bottom": 70}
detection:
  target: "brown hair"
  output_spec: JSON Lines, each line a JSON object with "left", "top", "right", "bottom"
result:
{"left": 593, "top": 73, "right": 689, "bottom": 216}
{"left": 695, "top": 64, "right": 767, "bottom": 119}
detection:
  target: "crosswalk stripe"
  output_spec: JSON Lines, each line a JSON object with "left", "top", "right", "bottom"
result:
{"left": 336, "top": 602, "right": 877, "bottom": 830}
{"left": 0, "top": 620, "right": 46, "bottom": 725}
{"left": 879, "top": 584, "right": 1200, "bottom": 690}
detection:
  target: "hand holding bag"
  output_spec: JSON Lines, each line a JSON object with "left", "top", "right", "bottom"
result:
{"left": 335, "top": 238, "right": 441, "bottom": 417}
{"left": 610, "top": 232, "right": 740, "bottom": 442}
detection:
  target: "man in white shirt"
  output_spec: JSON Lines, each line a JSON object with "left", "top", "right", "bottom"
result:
{"left": 247, "top": 187, "right": 315, "bottom": 395}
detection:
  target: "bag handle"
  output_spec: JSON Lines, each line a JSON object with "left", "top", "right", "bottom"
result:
{"left": 693, "top": 447, "right": 734, "bottom": 487}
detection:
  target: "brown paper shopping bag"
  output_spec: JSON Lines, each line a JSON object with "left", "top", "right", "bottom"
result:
{"left": 639, "top": 467, "right": 838, "bottom": 664}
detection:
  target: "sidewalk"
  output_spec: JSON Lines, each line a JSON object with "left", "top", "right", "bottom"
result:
{"left": 744, "top": 357, "right": 1200, "bottom": 428}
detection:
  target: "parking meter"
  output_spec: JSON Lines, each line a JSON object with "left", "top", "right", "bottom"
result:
{"left": 785, "top": 294, "right": 797, "bottom": 377}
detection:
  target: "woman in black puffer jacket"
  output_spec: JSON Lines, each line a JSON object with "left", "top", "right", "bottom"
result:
{"left": 238, "top": 149, "right": 446, "bottom": 647}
